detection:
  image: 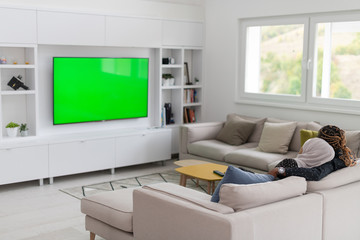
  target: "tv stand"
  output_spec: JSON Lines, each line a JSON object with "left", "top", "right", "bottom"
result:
{"left": 0, "top": 128, "right": 171, "bottom": 185}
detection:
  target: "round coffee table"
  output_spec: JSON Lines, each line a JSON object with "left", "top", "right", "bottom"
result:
{"left": 175, "top": 162, "right": 228, "bottom": 194}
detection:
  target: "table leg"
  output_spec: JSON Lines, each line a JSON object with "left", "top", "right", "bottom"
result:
{"left": 207, "top": 181, "right": 211, "bottom": 194}
{"left": 212, "top": 181, "right": 216, "bottom": 194}
{"left": 180, "top": 174, "right": 187, "bottom": 187}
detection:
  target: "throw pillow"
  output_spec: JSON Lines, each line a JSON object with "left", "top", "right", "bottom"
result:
{"left": 216, "top": 118, "right": 256, "bottom": 145}
{"left": 227, "top": 114, "right": 267, "bottom": 143}
{"left": 210, "top": 165, "right": 274, "bottom": 203}
{"left": 257, "top": 122, "right": 297, "bottom": 154}
{"left": 300, "top": 129, "right": 318, "bottom": 147}
{"left": 219, "top": 176, "right": 306, "bottom": 211}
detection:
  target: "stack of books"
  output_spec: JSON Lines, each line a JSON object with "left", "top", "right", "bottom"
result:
{"left": 183, "top": 107, "right": 196, "bottom": 123}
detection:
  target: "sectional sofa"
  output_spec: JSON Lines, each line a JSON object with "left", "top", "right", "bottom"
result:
{"left": 81, "top": 163, "right": 360, "bottom": 240}
{"left": 80, "top": 113, "right": 360, "bottom": 240}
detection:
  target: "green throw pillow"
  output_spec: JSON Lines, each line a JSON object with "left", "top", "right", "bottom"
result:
{"left": 300, "top": 129, "right": 318, "bottom": 147}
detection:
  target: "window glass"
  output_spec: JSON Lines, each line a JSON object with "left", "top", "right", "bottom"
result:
{"left": 314, "top": 21, "right": 360, "bottom": 100}
{"left": 245, "top": 24, "right": 304, "bottom": 96}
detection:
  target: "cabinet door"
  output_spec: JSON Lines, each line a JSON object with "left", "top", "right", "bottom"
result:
{"left": 0, "top": 8, "right": 37, "bottom": 44}
{"left": 0, "top": 145, "right": 48, "bottom": 185}
{"left": 37, "top": 11, "right": 105, "bottom": 46}
{"left": 162, "top": 21, "right": 203, "bottom": 47}
{"left": 106, "top": 16, "right": 161, "bottom": 47}
{"left": 49, "top": 138, "right": 115, "bottom": 177}
{"left": 115, "top": 130, "right": 171, "bottom": 167}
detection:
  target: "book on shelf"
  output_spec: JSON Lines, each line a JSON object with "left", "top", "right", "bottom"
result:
{"left": 183, "top": 107, "right": 196, "bottom": 123}
{"left": 184, "top": 89, "right": 198, "bottom": 103}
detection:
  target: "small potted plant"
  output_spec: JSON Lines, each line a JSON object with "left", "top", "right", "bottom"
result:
{"left": 20, "top": 123, "right": 29, "bottom": 137}
{"left": 162, "top": 73, "right": 175, "bottom": 86}
{"left": 5, "top": 122, "right": 20, "bottom": 138}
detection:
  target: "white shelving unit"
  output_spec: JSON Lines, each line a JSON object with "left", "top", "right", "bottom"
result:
{"left": 0, "top": 44, "right": 37, "bottom": 139}
{"left": 157, "top": 47, "right": 203, "bottom": 127}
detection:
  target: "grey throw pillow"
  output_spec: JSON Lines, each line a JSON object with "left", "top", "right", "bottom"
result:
{"left": 216, "top": 118, "right": 256, "bottom": 145}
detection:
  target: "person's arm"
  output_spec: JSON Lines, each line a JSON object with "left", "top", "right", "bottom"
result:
{"left": 269, "top": 158, "right": 346, "bottom": 181}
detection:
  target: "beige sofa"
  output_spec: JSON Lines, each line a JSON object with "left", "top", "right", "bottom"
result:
{"left": 81, "top": 164, "right": 360, "bottom": 240}
{"left": 179, "top": 114, "right": 360, "bottom": 172}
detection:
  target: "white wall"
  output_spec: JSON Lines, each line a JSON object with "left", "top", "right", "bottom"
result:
{"left": 204, "top": 0, "right": 360, "bottom": 130}
{"left": 38, "top": 45, "right": 156, "bottom": 136}
{"left": 0, "top": 0, "right": 204, "bottom": 21}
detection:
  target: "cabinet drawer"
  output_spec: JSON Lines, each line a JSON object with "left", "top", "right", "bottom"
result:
{"left": 0, "top": 145, "right": 48, "bottom": 185}
{"left": 0, "top": 8, "right": 37, "bottom": 44}
{"left": 37, "top": 11, "right": 105, "bottom": 46}
{"left": 49, "top": 138, "right": 115, "bottom": 177}
{"left": 162, "top": 21, "right": 203, "bottom": 47}
{"left": 106, "top": 16, "right": 161, "bottom": 47}
{"left": 115, "top": 130, "right": 171, "bottom": 167}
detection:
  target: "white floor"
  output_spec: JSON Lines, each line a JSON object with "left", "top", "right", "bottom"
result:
{"left": 0, "top": 160, "right": 177, "bottom": 240}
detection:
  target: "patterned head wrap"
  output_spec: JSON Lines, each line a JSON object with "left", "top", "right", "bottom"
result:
{"left": 318, "top": 125, "right": 356, "bottom": 167}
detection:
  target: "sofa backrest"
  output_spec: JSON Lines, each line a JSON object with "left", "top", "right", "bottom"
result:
{"left": 307, "top": 164, "right": 360, "bottom": 192}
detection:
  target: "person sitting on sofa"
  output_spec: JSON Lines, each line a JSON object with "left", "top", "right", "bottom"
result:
{"left": 211, "top": 125, "right": 356, "bottom": 202}
{"left": 269, "top": 125, "right": 357, "bottom": 181}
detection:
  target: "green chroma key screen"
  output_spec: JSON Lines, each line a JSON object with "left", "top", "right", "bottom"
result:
{"left": 53, "top": 57, "right": 148, "bottom": 125}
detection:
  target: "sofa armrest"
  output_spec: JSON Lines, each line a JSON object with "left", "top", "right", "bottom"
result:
{"left": 133, "top": 186, "right": 253, "bottom": 240}
{"left": 179, "top": 122, "right": 224, "bottom": 155}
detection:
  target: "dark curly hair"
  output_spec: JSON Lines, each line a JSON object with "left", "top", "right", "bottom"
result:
{"left": 318, "top": 125, "right": 356, "bottom": 167}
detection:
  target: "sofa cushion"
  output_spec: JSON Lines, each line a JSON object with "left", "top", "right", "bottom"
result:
{"left": 227, "top": 113, "right": 267, "bottom": 143}
{"left": 143, "top": 183, "right": 234, "bottom": 214}
{"left": 345, "top": 130, "right": 360, "bottom": 157}
{"left": 81, "top": 188, "right": 135, "bottom": 233}
{"left": 266, "top": 118, "right": 322, "bottom": 152}
{"left": 219, "top": 176, "right": 306, "bottom": 211}
{"left": 216, "top": 118, "right": 256, "bottom": 145}
{"left": 307, "top": 164, "right": 360, "bottom": 192}
{"left": 211, "top": 165, "right": 274, "bottom": 202}
{"left": 188, "top": 140, "right": 257, "bottom": 161}
{"left": 300, "top": 129, "right": 318, "bottom": 147}
{"left": 257, "top": 122, "right": 297, "bottom": 154}
{"left": 224, "top": 148, "right": 298, "bottom": 171}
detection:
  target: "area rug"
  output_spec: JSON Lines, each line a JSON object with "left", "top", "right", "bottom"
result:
{"left": 60, "top": 170, "right": 209, "bottom": 199}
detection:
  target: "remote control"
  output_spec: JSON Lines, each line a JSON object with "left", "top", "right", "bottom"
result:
{"left": 213, "top": 170, "right": 224, "bottom": 177}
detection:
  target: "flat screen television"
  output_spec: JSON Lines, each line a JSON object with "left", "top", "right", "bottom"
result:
{"left": 53, "top": 57, "right": 149, "bottom": 125}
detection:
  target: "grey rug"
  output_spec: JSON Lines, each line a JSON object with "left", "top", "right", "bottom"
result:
{"left": 60, "top": 170, "right": 209, "bottom": 199}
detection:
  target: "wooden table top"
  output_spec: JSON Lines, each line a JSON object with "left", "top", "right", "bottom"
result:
{"left": 175, "top": 163, "right": 228, "bottom": 181}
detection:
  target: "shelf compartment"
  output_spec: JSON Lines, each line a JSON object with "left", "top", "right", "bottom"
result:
{"left": 1, "top": 68, "right": 35, "bottom": 91}
{"left": 2, "top": 94, "right": 36, "bottom": 138}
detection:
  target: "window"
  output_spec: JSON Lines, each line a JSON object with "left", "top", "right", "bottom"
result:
{"left": 238, "top": 12, "right": 360, "bottom": 112}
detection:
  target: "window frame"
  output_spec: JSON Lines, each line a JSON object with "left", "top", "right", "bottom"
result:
{"left": 307, "top": 12, "right": 360, "bottom": 109}
{"left": 237, "top": 16, "right": 310, "bottom": 104}
{"left": 237, "top": 11, "right": 360, "bottom": 114}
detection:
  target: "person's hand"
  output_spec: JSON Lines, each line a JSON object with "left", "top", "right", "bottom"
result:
{"left": 268, "top": 168, "right": 279, "bottom": 177}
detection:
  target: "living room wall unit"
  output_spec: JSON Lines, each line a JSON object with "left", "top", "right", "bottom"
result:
{"left": 0, "top": 5, "right": 203, "bottom": 185}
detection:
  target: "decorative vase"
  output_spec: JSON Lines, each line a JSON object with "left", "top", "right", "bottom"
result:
{"left": 20, "top": 130, "right": 29, "bottom": 137}
{"left": 6, "top": 127, "right": 19, "bottom": 138}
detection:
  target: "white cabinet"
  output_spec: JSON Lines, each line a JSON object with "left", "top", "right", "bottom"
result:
{"left": 106, "top": 16, "right": 162, "bottom": 47}
{"left": 115, "top": 129, "right": 171, "bottom": 167}
{"left": 37, "top": 11, "right": 106, "bottom": 46}
{"left": 0, "top": 8, "right": 37, "bottom": 44}
{"left": 49, "top": 138, "right": 115, "bottom": 177}
{"left": 162, "top": 21, "right": 203, "bottom": 47}
{"left": 0, "top": 45, "right": 37, "bottom": 138}
{"left": 0, "top": 145, "right": 48, "bottom": 185}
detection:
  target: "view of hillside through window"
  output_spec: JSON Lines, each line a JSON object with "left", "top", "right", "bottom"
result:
{"left": 245, "top": 24, "right": 304, "bottom": 95}
{"left": 315, "top": 21, "right": 360, "bottom": 100}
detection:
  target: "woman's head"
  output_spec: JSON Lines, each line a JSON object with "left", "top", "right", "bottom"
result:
{"left": 318, "top": 125, "right": 355, "bottom": 166}
{"left": 318, "top": 125, "right": 346, "bottom": 150}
